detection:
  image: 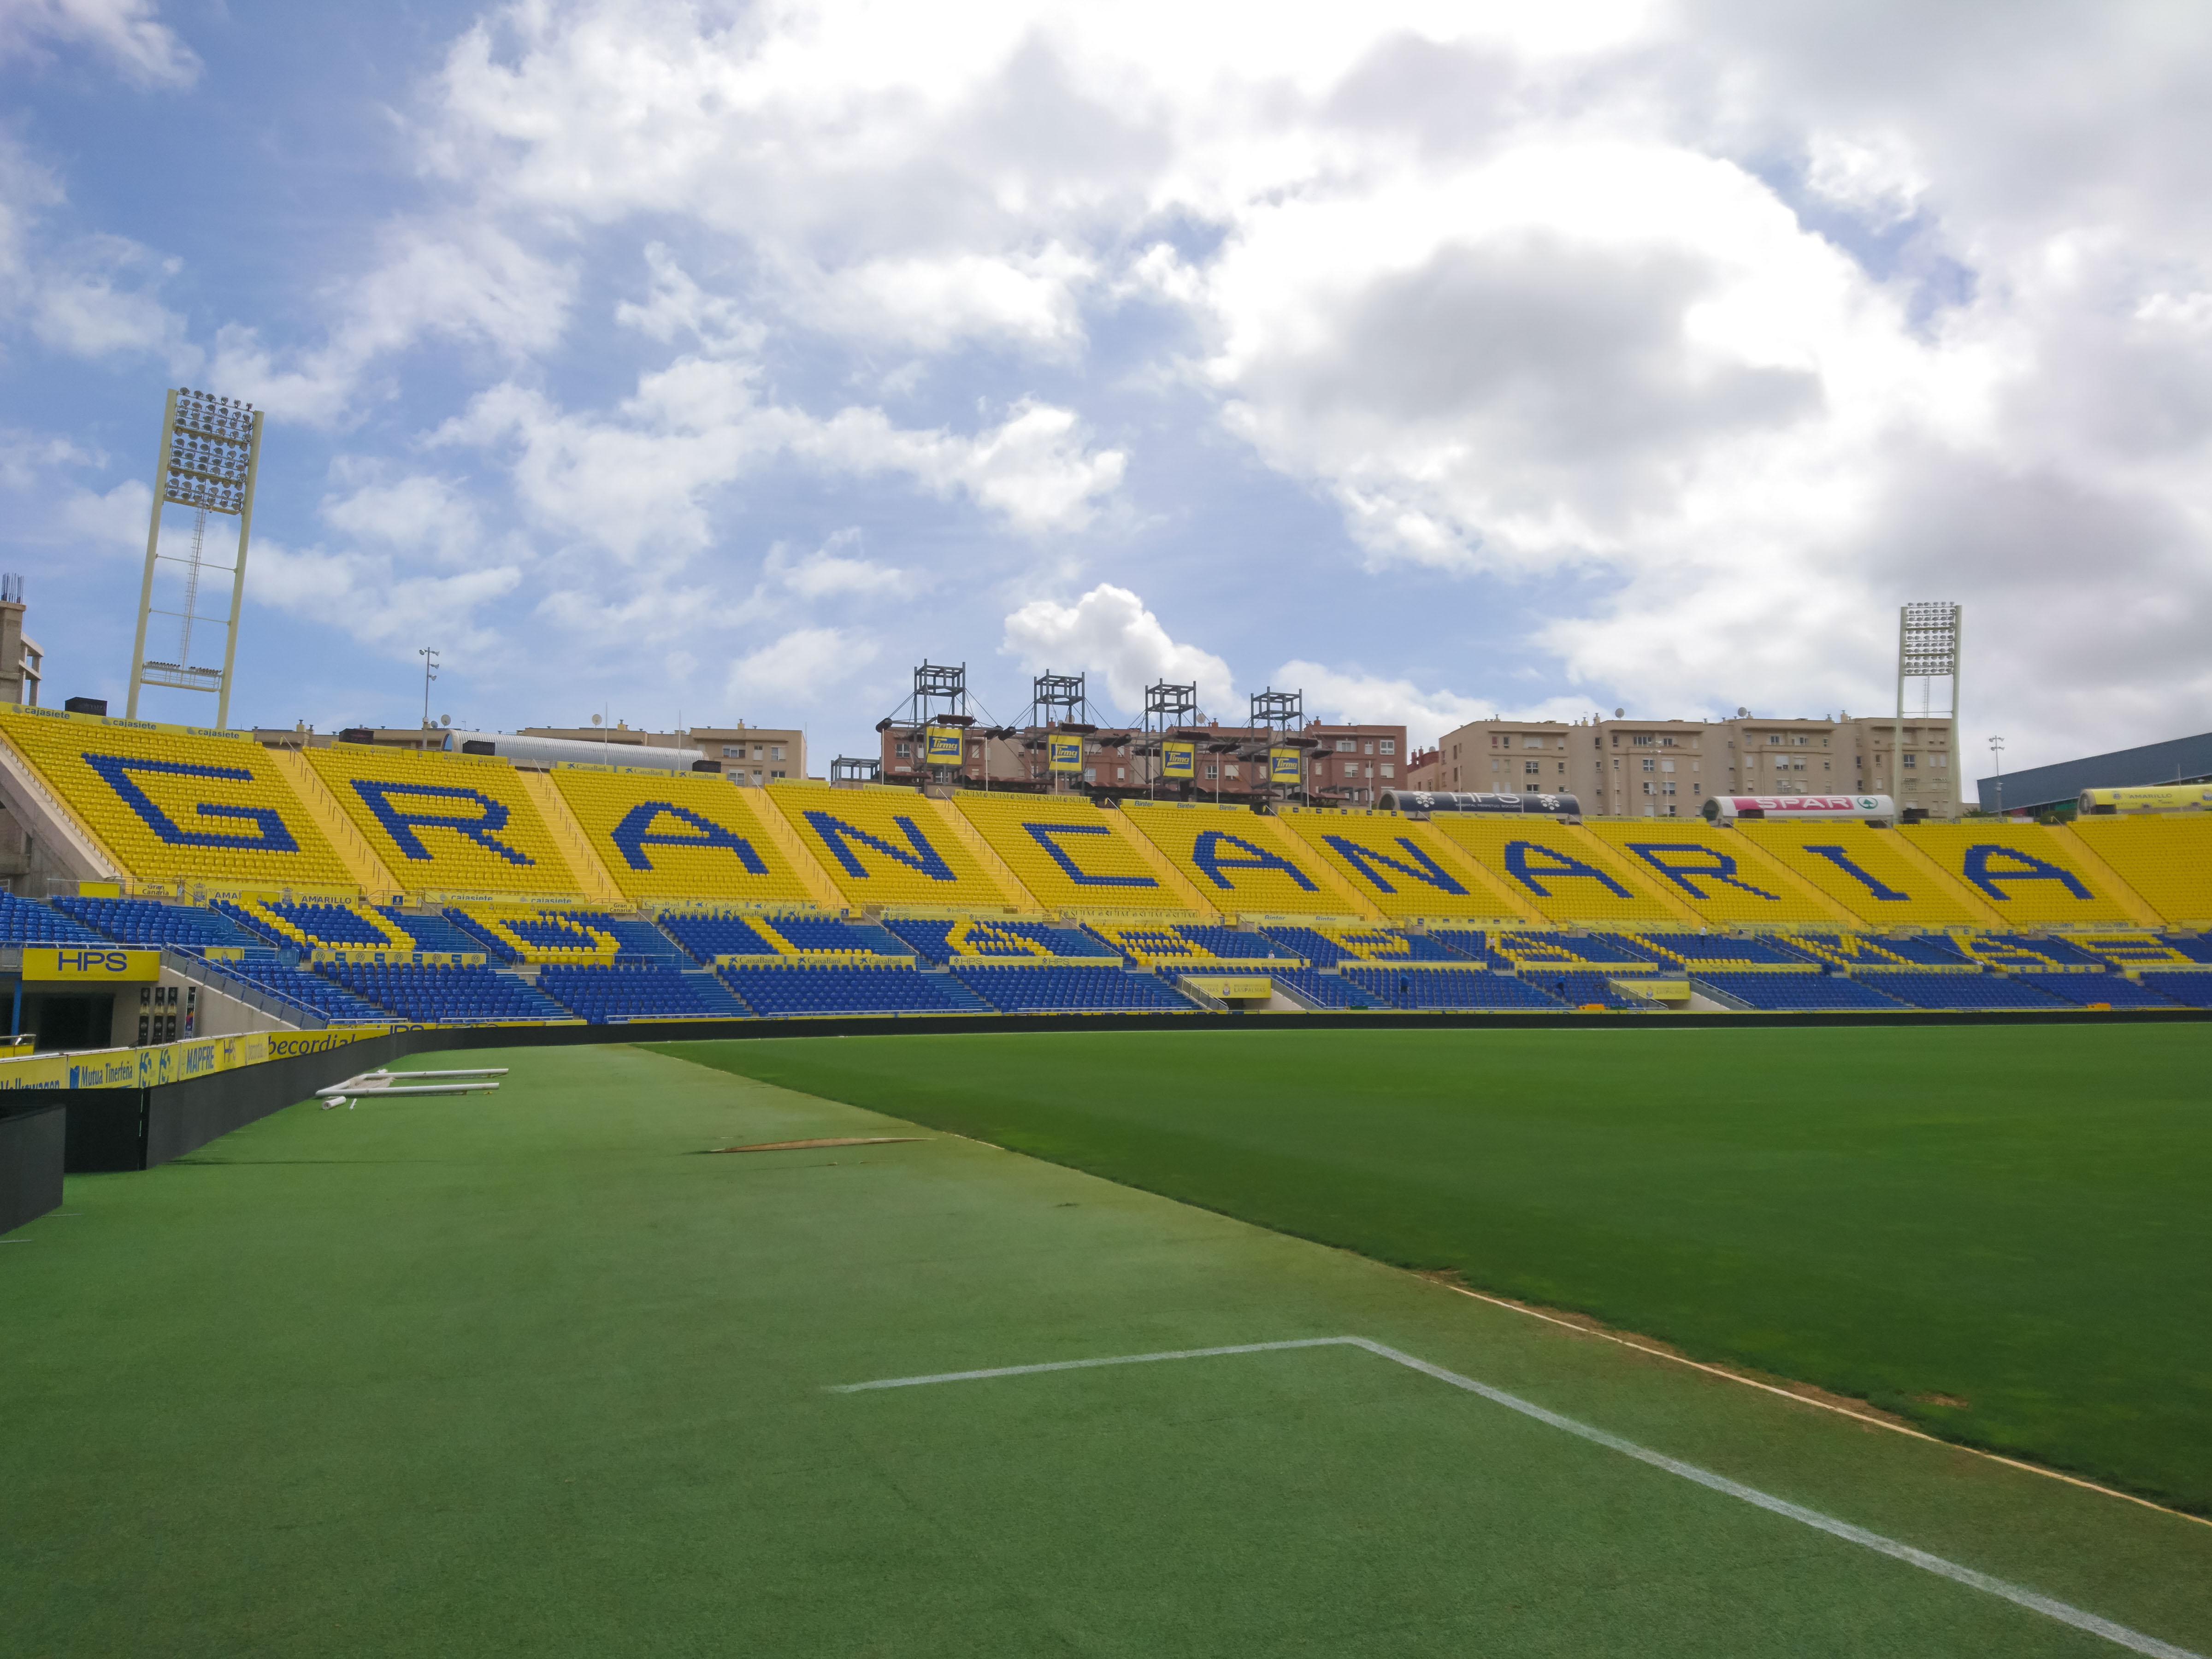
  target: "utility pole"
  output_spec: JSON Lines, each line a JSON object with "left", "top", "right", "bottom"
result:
{"left": 419, "top": 648, "right": 439, "bottom": 730}
{"left": 1988, "top": 735, "right": 2004, "bottom": 817}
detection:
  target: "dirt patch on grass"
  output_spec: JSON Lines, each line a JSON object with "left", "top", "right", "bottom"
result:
{"left": 1416, "top": 1270, "right": 1921, "bottom": 1431}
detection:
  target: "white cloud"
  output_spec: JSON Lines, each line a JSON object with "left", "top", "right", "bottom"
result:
{"left": 0, "top": 0, "right": 199, "bottom": 86}
{"left": 59, "top": 477, "right": 149, "bottom": 549}
{"left": 319, "top": 471, "right": 486, "bottom": 566}
{"left": 1274, "top": 661, "right": 1502, "bottom": 749}
{"left": 764, "top": 530, "right": 915, "bottom": 600}
{"left": 1001, "top": 583, "right": 1232, "bottom": 714}
{"left": 726, "top": 626, "right": 879, "bottom": 703}
{"left": 798, "top": 244, "right": 1097, "bottom": 356}
{"left": 250, "top": 538, "right": 524, "bottom": 656}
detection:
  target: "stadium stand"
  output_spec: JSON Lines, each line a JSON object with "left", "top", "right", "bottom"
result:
{"left": 444, "top": 905, "right": 683, "bottom": 964}
{"left": 1121, "top": 803, "right": 1353, "bottom": 916}
{"left": 2140, "top": 972, "right": 2212, "bottom": 1008}
{"left": 1530, "top": 972, "right": 1666, "bottom": 1010}
{"left": 1902, "top": 824, "right": 2136, "bottom": 925}
{"left": 1470, "top": 931, "right": 1659, "bottom": 974}
{"left": 53, "top": 895, "right": 259, "bottom": 949}
{"left": 951, "top": 965, "right": 1194, "bottom": 1014}
{"left": 885, "top": 916, "right": 1114, "bottom": 963}
{"left": 0, "top": 893, "right": 118, "bottom": 944}
{"left": 657, "top": 910, "right": 909, "bottom": 963}
{"left": 2013, "top": 974, "right": 2184, "bottom": 1010}
{"left": 550, "top": 768, "right": 826, "bottom": 907}
{"left": 1692, "top": 973, "right": 1910, "bottom": 1012}
{"left": 535, "top": 963, "right": 749, "bottom": 1021}
{"left": 1341, "top": 966, "right": 1565, "bottom": 1010}
{"left": 1088, "top": 921, "right": 1297, "bottom": 966}
{"left": 773, "top": 786, "right": 1019, "bottom": 911}
{"left": 951, "top": 792, "right": 1194, "bottom": 912}
{"left": 1953, "top": 934, "right": 2107, "bottom": 973}
{"left": 0, "top": 708, "right": 357, "bottom": 889}
{"left": 1854, "top": 973, "right": 2074, "bottom": 1011}
{"left": 2072, "top": 932, "right": 2212, "bottom": 971}
{"left": 1277, "top": 813, "right": 1518, "bottom": 921}
{"left": 2070, "top": 814, "right": 2212, "bottom": 927}
{"left": 1427, "top": 818, "right": 1681, "bottom": 926}
{"left": 1629, "top": 933, "right": 1818, "bottom": 971}
{"left": 304, "top": 744, "right": 582, "bottom": 897}
{"left": 374, "top": 908, "right": 486, "bottom": 955}
{"left": 217, "top": 896, "right": 418, "bottom": 951}
{"left": 205, "top": 958, "right": 389, "bottom": 1024}
{"left": 1579, "top": 821, "right": 1834, "bottom": 927}
{"left": 1736, "top": 822, "right": 1989, "bottom": 927}
{"left": 1775, "top": 933, "right": 1970, "bottom": 971}
{"left": 1258, "top": 923, "right": 1460, "bottom": 966}
{"left": 318, "top": 962, "right": 571, "bottom": 1023}
{"left": 717, "top": 961, "right": 989, "bottom": 1016}
{"left": 1267, "top": 967, "right": 1377, "bottom": 1009}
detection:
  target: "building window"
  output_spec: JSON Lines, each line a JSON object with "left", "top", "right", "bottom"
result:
{"left": 894, "top": 743, "right": 912, "bottom": 758}
{"left": 1660, "top": 760, "right": 1675, "bottom": 773}
{"left": 1226, "top": 765, "right": 1240, "bottom": 779}
{"left": 1632, "top": 735, "right": 1654, "bottom": 747}
{"left": 1083, "top": 767, "right": 1097, "bottom": 784}
{"left": 1641, "top": 757, "right": 1655, "bottom": 773}
{"left": 1641, "top": 781, "right": 1653, "bottom": 795}
{"left": 770, "top": 769, "right": 785, "bottom": 780}
{"left": 721, "top": 745, "right": 743, "bottom": 757}
{"left": 1663, "top": 781, "right": 1676, "bottom": 796}
{"left": 1379, "top": 739, "right": 1395, "bottom": 755}
{"left": 1903, "top": 754, "right": 1918, "bottom": 768}
{"left": 1524, "top": 761, "right": 1540, "bottom": 775}
{"left": 1380, "top": 764, "right": 1393, "bottom": 779}
{"left": 1205, "top": 763, "right": 1218, "bottom": 779}
{"left": 1337, "top": 738, "right": 1356, "bottom": 752}
{"left": 770, "top": 745, "right": 785, "bottom": 760}
{"left": 1116, "top": 767, "right": 1125, "bottom": 781}
{"left": 1363, "top": 741, "right": 1374, "bottom": 754}
{"left": 1660, "top": 737, "right": 1676, "bottom": 748}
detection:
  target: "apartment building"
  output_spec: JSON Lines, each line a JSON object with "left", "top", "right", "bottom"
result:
{"left": 1300, "top": 723, "right": 1408, "bottom": 805}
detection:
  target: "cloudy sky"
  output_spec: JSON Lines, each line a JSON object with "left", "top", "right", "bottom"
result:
{"left": 4, "top": 0, "right": 2209, "bottom": 793}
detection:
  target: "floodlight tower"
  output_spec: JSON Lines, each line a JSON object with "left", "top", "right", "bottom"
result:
{"left": 1894, "top": 602, "right": 1963, "bottom": 815}
{"left": 1250, "top": 686, "right": 1306, "bottom": 805}
{"left": 1143, "top": 679, "right": 1199, "bottom": 797}
{"left": 127, "top": 387, "right": 265, "bottom": 726}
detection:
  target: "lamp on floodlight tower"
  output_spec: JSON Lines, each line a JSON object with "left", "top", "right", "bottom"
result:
{"left": 126, "top": 388, "right": 265, "bottom": 727}
{"left": 1894, "top": 602, "right": 1963, "bottom": 819}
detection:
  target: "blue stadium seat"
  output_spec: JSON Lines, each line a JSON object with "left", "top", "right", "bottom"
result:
{"left": 659, "top": 911, "right": 785, "bottom": 961}
{"left": 374, "top": 908, "right": 484, "bottom": 954}
{"left": 207, "top": 958, "right": 390, "bottom": 1023}
{"left": 0, "top": 894, "right": 109, "bottom": 945}
{"left": 2139, "top": 972, "right": 2212, "bottom": 1007}
{"left": 1340, "top": 968, "right": 1565, "bottom": 1010}
{"left": 318, "top": 962, "right": 571, "bottom": 1023}
{"left": 51, "top": 896, "right": 254, "bottom": 949}
{"left": 1867, "top": 935, "right": 1979, "bottom": 968}
{"left": 1855, "top": 973, "right": 2071, "bottom": 1010}
{"left": 1423, "top": 929, "right": 1512, "bottom": 967}
{"left": 1268, "top": 968, "right": 1377, "bottom": 1009}
{"left": 1635, "top": 933, "right": 1808, "bottom": 967}
{"left": 885, "top": 917, "right": 1112, "bottom": 963}
{"left": 951, "top": 966, "right": 1193, "bottom": 1014}
{"left": 1693, "top": 972, "right": 1908, "bottom": 1011}
{"left": 536, "top": 963, "right": 749, "bottom": 1021}
{"left": 718, "top": 962, "right": 987, "bottom": 1016}
{"left": 2010, "top": 973, "right": 2183, "bottom": 1009}
{"left": 2166, "top": 936, "right": 2212, "bottom": 964}
{"left": 1521, "top": 971, "right": 1667, "bottom": 1010}
{"left": 1257, "top": 926, "right": 1459, "bottom": 966}
{"left": 662, "top": 911, "right": 910, "bottom": 963}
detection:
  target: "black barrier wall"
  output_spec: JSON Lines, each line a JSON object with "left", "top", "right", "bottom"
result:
{"left": 0, "top": 1104, "right": 65, "bottom": 1234}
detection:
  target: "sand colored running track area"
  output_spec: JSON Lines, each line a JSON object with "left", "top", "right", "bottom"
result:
{"left": 1, "top": 1042, "right": 2206, "bottom": 1656}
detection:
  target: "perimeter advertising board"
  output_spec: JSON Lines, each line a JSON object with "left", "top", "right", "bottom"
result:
{"left": 1048, "top": 735, "right": 1084, "bottom": 773}
{"left": 924, "top": 727, "right": 964, "bottom": 766}
{"left": 20, "top": 947, "right": 160, "bottom": 982}
{"left": 1162, "top": 741, "right": 1195, "bottom": 780}
{"left": 1269, "top": 748, "right": 1302, "bottom": 785}
{"left": 2077, "top": 785, "right": 2212, "bottom": 814}
{"left": 1701, "top": 795, "right": 1893, "bottom": 822}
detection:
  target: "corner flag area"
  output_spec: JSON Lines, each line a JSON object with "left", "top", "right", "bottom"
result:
{"left": 3, "top": 1037, "right": 2206, "bottom": 1657}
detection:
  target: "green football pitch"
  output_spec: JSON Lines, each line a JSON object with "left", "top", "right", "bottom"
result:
{"left": 0, "top": 1038, "right": 2206, "bottom": 1657}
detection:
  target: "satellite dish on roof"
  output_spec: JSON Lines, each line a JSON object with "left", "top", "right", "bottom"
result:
{"left": 1614, "top": 708, "right": 1624, "bottom": 717}
{"left": 1737, "top": 706, "right": 1749, "bottom": 717}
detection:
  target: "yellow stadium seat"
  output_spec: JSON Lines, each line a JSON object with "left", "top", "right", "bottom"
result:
{"left": 0, "top": 708, "right": 355, "bottom": 889}
{"left": 1120, "top": 802, "right": 1348, "bottom": 915}
{"left": 551, "top": 769, "right": 822, "bottom": 907}
{"left": 768, "top": 786, "right": 1015, "bottom": 910}
{"left": 952, "top": 792, "right": 1196, "bottom": 913}
{"left": 1736, "top": 821, "right": 1985, "bottom": 927}
{"left": 1428, "top": 817, "right": 1678, "bottom": 925}
{"left": 2069, "top": 815, "right": 2212, "bottom": 927}
{"left": 1277, "top": 813, "right": 1517, "bottom": 920}
{"left": 304, "top": 744, "right": 582, "bottom": 897}
{"left": 1902, "top": 823, "right": 2133, "bottom": 926}
{"left": 1578, "top": 821, "right": 1832, "bottom": 926}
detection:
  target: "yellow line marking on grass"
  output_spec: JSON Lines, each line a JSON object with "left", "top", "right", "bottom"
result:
{"left": 832, "top": 1336, "right": 2203, "bottom": 1659}
{"left": 1432, "top": 1279, "right": 2212, "bottom": 1532}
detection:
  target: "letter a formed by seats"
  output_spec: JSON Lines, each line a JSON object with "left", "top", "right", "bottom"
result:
{"left": 610, "top": 803, "right": 767, "bottom": 874}
{"left": 1961, "top": 844, "right": 2092, "bottom": 903}
{"left": 1503, "top": 840, "right": 1633, "bottom": 899}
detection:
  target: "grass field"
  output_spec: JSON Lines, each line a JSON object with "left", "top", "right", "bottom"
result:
{"left": 3, "top": 1040, "right": 2208, "bottom": 1656}
{"left": 660, "top": 1023, "right": 2212, "bottom": 1515}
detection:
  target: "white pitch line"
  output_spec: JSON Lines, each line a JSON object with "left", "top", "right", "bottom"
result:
{"left": 831, "top": 1335, "right": 2203, "bottom": 1659}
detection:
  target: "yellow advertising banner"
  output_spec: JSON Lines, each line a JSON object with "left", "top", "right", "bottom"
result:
{"left": 0, "top": 1025, "right": 390, "bottom": 1092}
{"left": 1049, "top": 735, "right": 1084, "bottom": 773}
{"left": 925, "top": 726, "right": 965, "bottom": 765}
{"left": 20, "top": 946, "right": 160, "bottom": 983}
{"left": 1269, "top": 748, "right": 1303, "bottom": 785}
{"left": 1162, "top": 741, "right": 1195, "bottom": 780}
{"left": 1182, "top": 975, "right": 1273, "bottom": 1001}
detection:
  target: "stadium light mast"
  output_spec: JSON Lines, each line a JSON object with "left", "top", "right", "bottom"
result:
{"left": 1143, "top": 679, "right": 1199, "bottom": 800}
{"left": 419, "top": 647, "right": 440, "bottom": 729}
{"left": 126, "top": 387, "right": 264, "bottom": 727}
{"left": 1250, "top": 687, "right": 1305, "bottom": 808}
{"left": 1894, "top": 602, "right": 1962, "bottom": 817}
{"left": 1988, "top": 735, "right": 2005, "bottom": 817}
